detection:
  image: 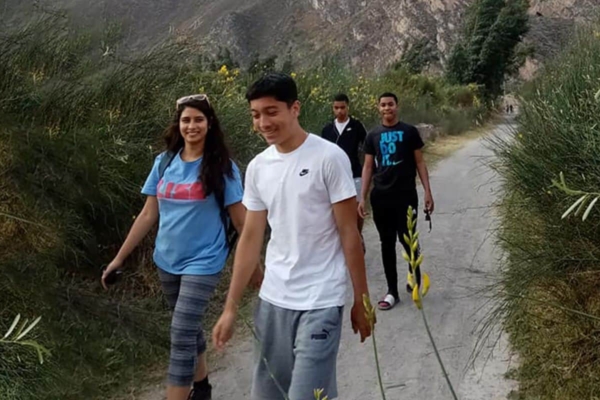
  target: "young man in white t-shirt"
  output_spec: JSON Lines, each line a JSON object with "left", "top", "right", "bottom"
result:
{"left": 212, "top": 73, "right": 372, "bottom": 400}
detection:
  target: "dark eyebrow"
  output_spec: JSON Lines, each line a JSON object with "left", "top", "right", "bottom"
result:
{"left": 251, "top": 106, "right": 279, "bottom": 113}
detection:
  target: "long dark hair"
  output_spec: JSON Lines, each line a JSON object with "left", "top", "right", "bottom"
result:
{"left": 164, "top": 99, "right": 233, "bottom": 203}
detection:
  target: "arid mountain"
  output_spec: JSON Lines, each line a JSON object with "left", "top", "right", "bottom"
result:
{"left": 2, "top": 0, "right": 596, "bottom": 72}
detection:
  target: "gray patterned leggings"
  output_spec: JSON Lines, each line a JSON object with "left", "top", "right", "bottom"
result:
{"left": 157, "top": 268, "right": 221, "bottom": 387}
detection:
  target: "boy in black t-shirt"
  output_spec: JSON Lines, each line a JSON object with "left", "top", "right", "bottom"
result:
{"left": 358, "top": 92, "right": 435, "bottom": 310}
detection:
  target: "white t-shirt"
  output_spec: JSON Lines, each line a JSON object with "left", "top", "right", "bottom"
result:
{"left": 243, "top": 134, "right": 357, "bottom": 310}
{"left": 335, "top": 118, "right": 350, "bottom": 136}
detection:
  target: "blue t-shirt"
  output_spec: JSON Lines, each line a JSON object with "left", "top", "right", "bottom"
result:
{"left": 141, "top": 151, "right": 244, "bottom": 275}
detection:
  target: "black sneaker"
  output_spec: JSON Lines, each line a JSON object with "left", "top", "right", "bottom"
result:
{"left": 188, "top": 384, "right": 212, "bottom": 400}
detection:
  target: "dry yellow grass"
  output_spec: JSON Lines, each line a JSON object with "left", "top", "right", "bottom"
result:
{"left": 422, "top": 121, "right": 495, "bottom": 167}
{"left": 0, "top": 140, "right": 58, "bottom": 256}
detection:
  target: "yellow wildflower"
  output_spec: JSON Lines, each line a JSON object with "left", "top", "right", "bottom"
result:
{"left": 45, "top": 124, "right": 60, "bottom": 138}
{"left": 218, "top": 65, "right": 229, "bottom": 76}
{"left": 313, "top": 388, "right": 328, "bottom": 400}
{"left": 291, "top": 72, "right": 297, "bottom": 78}
{"left": 30, "top": 69, "right": 45, "bottom": 84}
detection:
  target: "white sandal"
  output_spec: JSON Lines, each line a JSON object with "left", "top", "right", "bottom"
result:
{"left": 377, "top": 294, "right": 397, "bottom": 311}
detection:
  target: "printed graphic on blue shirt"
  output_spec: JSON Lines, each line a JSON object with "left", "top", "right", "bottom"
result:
{"left": 141, "top": 151, "right": 243, "bottom": 275}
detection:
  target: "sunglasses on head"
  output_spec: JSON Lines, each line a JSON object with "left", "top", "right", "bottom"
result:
{"left": 176, "top": 94, "right": 210, "bottom": 107}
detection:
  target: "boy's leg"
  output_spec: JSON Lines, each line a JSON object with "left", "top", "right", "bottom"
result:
{"left": 251, "top": 300, "right": 299, "bottom": 400}
{"left": 287, "top": 306, "right": 344, "bottom": 400}
{"left": 371, "top": 192, "right": 400, "bottom": 301}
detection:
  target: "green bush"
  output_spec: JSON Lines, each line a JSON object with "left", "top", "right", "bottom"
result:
{"left": 492, "top": 23, "right": 600, "bottom": 399}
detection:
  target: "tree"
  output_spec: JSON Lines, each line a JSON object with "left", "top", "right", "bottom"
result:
{"left": 446, "top": 0, "right": 529, "bottom": 98}
{"left": 394, "top": 39, "right": 439, "bottom": 74}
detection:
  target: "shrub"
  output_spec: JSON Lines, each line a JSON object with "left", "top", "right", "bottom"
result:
{"left": 491, "top": 22, "right": 600, "bottom": 399}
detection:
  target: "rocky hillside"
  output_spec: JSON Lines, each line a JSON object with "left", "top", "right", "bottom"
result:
{"left": 2, "top": 0, "right": 595, "bottom": 72}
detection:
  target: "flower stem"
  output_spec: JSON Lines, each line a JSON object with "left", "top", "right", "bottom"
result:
{"left": 371, "top": 328, "right": 387, "bottom": 400}
{"left": 419, "top": 306, "right": 459, "bottom": 400}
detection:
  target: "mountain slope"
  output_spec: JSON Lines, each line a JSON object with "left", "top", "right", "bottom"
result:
{"left": 1, "top": 0, "right": 594, "bottom": 71}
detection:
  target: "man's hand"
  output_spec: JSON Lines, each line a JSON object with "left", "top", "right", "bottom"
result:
{"left": 212, "top": 310, "right": 237, "bottom": 351}
{"left": 358, "top": 200, "right": 369, "bottom": 219}
{"left": 415, "top": 149, "right": 433, "bottom": 214}
{"left": 424, "top": 191, "right": 435, "bottom": 214}
{"left": 351, "top": 300, "right": 372, "bottom": 343}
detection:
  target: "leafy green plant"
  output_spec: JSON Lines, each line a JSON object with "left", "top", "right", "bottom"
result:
{"left": 552, "top": 172, "right": 599, "bottom": 221}
{"left": 1, "top": 315, "right": 49, "bottom": 364}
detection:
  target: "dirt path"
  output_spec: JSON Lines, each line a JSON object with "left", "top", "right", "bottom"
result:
{"left": 142, "top": 120, "right": 518, "bottom": 400}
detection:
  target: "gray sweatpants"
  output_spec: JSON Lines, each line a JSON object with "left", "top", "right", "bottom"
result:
{"left": 251, "top": 299, "right": 344, "bottom": 400}
{"left": 157, "top": 268, "right": 221, "bottom": 387}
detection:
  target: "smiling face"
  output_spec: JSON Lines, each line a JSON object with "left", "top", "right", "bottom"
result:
{"left": 179, "top": 106, "right": 209, "bottom": 147}
{"left": 378, "top": 96, "right": 398, "bottom": 125}
{"left": 250, "top": 96, "right": 300, "bottom": 146}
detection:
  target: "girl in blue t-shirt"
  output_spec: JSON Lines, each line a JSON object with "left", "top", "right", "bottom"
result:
{"left": 102, "top": 95, "right": 262, "bottom": 400}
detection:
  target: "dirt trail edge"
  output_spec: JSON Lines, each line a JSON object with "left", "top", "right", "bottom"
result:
{"left": 187, "top": 121, "right": 519, "bottom": 400}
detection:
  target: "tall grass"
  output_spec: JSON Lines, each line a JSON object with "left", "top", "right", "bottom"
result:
{"left": 491, "top": 22, "right": 600, "bottom": 399}
{"left": 0, "top": 10, "right": 486, "bottom": 400}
